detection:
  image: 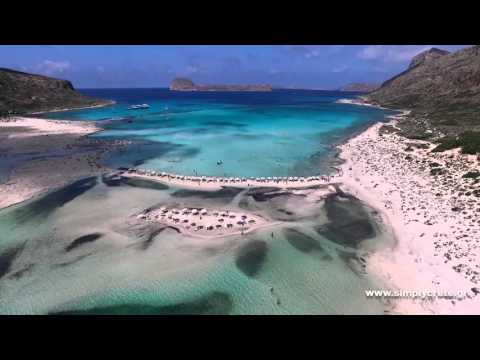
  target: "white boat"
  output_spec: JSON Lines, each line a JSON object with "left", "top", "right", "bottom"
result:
{"left": 127, "top": 104, "right": 150, "bottom": 110}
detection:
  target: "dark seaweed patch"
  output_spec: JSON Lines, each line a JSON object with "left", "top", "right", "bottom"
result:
{"left": 12, "top": 176, "right": 97, "bottom": 224}
{"left": 315, "top": 194, "right": 376, "bottom": 248}
{"left": 284, "top": 228, "right": 321, "bottom": 252}
{"left": 54, "top": 253, "right": 92, "bottom": 268}
{"left": 7, "top": 263, "right": 34, "bottom": 280}
{"left": 102, "top": 139, "right": 199, "bottom": 170}
{"left": 245, "top": 187, "right": 290, "bottom": 202}
{"left": 102, "top": 174, "right": 169, "bottom": 190}
{"left": 245, "top": 187, "right": 280, "bottom": 196}
{"left": 277, "top": 208, "right": 294, "bottom": 216}
{"left": 235, "top": 240, "right": 268, "bottom": 277}
{"left": 171, "top": 186, "right": 243, "bottom": 200}
{"left": 101, "top": 174, "right": 123, "bottom": 187}
{"left": 65, "top": 233, "right": 103, "bottom": 252}
{"left": 0, "top": 246, "right": 23, "bottom": 278}
{"left": 121, "top": 177, "right": 169, "bottom": 191}
{"left": 50, "top": 291, "right": 233, "bottom": 315}
{"left": 138, "top": 226, "right": 179, "bottom": 250}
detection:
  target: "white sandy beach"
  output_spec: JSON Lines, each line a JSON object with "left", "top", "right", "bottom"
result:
{"left": 336, "top": 116, "right": 480, "bottom": 314}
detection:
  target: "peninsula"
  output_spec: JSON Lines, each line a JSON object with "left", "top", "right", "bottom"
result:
{"left": 0, "top": 68, "right": 114, "bottom": 115}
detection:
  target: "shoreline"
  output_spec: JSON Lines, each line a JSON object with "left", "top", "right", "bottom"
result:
{"left": 28, "top": 100, "right": 116, "bottom": 115}
{"left": 0, "top": 116, "right": 128, "bottom": 210}
{"left": 336, "top": 112, "right": 480, "bottom": 314}
{"left": 3, "top": 102, "right": 480, "bottom": 315}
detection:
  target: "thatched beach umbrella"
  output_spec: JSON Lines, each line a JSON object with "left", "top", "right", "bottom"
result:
{"left": 201, "top": 208, "right": 208, "bottom": 215}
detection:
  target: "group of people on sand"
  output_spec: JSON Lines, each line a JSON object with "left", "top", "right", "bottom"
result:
{"left": 125, "top": 167, "right": 333, "bottom": 185}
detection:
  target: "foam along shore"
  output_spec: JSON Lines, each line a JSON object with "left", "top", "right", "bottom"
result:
{"left": 336, "top": 98, "right": 388, "bottom": 110}
{"left": 337, "top": 115, "right": 480, "bottom": 314}
{"left": 137, "top": 206, "right": 275, "bottom": 239}
{"left": 120, "top": 168, "right": 334, "bottom": 190}
{"left": 0, "top": 116, "right": 127, "bottom": 210}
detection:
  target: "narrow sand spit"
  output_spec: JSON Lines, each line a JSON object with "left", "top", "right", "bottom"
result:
{"left": 121, "top": 170, "right": 332, "bottom": 190}
{"left": 336, "top": 115, "right": 480, "bottom": 314}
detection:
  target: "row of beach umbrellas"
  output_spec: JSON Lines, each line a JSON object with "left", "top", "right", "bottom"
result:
{"left": 126, "top": 168, "right": 330, "bottom": 183}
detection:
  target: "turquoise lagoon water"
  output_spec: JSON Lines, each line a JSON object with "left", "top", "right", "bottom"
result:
{"left": 0, "top": 89, "right": 397, "bottom": 314}
{"left": 41, "top": 89, "right": 394, "bottom": 177}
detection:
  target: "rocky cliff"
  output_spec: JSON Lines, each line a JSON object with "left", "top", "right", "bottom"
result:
{"left": 0, "top": 68, "right": 113, "bottom": 115}
{"left": 366, "top": 45, "right": 480, "bottom": 152}
{"left": 170, "top": 78, "right": 272, "bottom": 92}
{"left": 366, "top": 46, "right": 480, "bottom": 129}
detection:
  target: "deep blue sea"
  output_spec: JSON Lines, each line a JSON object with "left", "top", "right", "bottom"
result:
{"left": 41, "top": 88, "right": 394, "bottom": 177}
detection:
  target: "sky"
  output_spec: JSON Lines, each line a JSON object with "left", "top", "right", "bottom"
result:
{"left": 0, "top": 45, "right": 469, "bottom": 89}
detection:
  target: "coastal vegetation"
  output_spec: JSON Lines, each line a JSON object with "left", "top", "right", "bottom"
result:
{"left": 0, "top": 67, "right": 112, "bottom": 114}
{"left": 432, "top": 131, "right": 480, "bottom": 154}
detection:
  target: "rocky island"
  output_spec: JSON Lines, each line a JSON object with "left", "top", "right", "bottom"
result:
{"left": 169, "top": 77, "right": 272, "bottom": 92}
{"left": 0, "top": 68, "right": 114, "bottom": 115}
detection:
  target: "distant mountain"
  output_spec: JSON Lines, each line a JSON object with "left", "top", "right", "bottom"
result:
{"left": 0, "top": 68, "right": 113, "bottom": 115}
{"left": 170, "top": 78, "right": 272, "bottom": 92}
{"left": 366, "top": 46, "right": 480, "bottom": 131}
{"left": 340, "top": 83, "right": 379, "bottom": 92}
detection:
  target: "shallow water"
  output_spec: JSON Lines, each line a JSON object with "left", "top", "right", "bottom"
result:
{"left": 1, "top": 89, "right": 398, "bottom": 314}
{"left": 40, "top": 89, "right": 394, "bottom": 177}
{"left": 0, "top": 175, "right": 393, "bottom": 315}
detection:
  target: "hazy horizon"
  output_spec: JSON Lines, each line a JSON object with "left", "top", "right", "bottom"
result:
{"left": 0, "top": 45, "right": 469, "bottom": 89}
